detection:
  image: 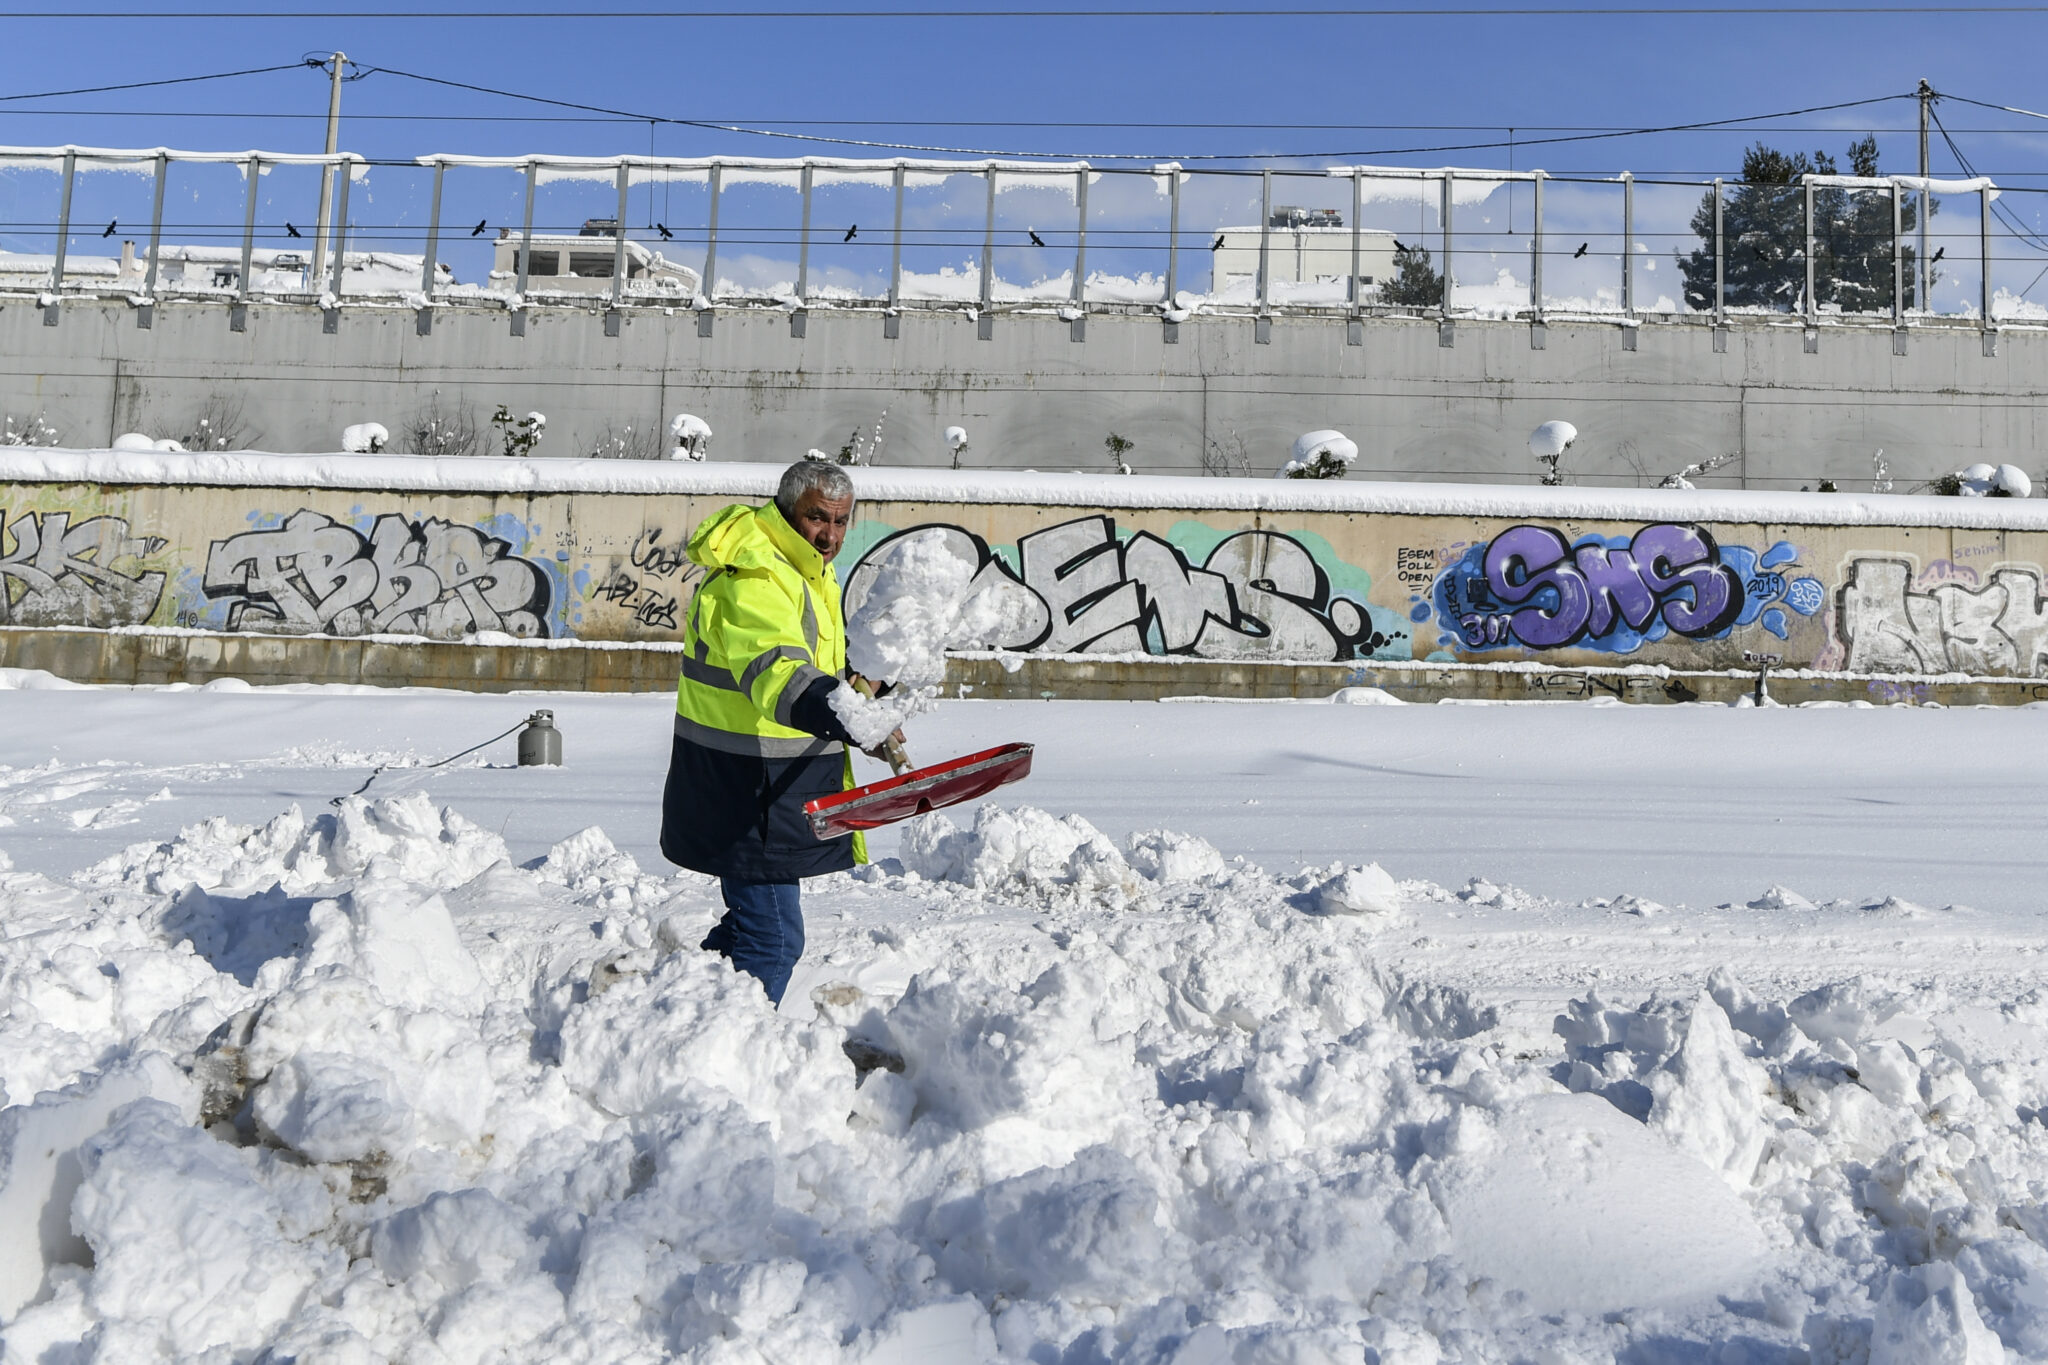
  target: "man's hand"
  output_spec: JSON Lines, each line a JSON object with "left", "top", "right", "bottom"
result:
{"left": 862, "top": 728, "right": 908, "bottom": 763}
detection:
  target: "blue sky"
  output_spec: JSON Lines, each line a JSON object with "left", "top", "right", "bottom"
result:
{"left": 4, "top": 4, "right": 2047, "bottom": 308}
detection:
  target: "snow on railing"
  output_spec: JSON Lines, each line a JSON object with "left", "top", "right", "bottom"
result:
{"left": 0, "top": 141, "right": 2016, "bottom": 333}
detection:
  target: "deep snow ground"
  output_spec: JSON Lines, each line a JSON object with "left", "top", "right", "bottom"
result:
{"left": 4, "top": 671, "right": 2048, "bottom": 1363}
{"left": 4, "top": 676, "right": 2045, "bottom": 1027}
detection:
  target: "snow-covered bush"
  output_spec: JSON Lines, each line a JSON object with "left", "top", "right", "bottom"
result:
{"left": 944, "top": 425, "right": 969, "bottom": 469}
{"left": 668, "top": 412, "right": 712, "bottom": 461}
{"left": 341, "top": 422, "right": 389, "bottom": 455}
{"left": 1280, "top": 429, "right": 1356, "bottom": 480}
{"left": 1931, "top": 462, "right": 2032, "bottom": 498}
{"left": 0, "top": 411, "right": 61, "bottom": 447}
{"left": 1529, "top": 421, "right": 1576, "bottom": 486}
{"left": 110, "top": 433, "right": 185, "bottom": 453}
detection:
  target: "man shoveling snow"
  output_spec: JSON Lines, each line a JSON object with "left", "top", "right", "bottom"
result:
{"left": 659, "top": 462, "right": 921, "bottom": 1003}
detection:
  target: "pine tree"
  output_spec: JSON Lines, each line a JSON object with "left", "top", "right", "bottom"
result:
{"left": 1676, "top": 137, "right": 1931, "bottom": 314}
{"left": 1381, "top": 243, "right": 1444, "bottom": 308}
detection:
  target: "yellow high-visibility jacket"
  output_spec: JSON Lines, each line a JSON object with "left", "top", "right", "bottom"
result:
{"left": 658, "top": 500, "right": 866, "bottom": 879}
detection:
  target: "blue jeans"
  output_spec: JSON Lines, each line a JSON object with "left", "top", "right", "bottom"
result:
{"left": 702, "top": 879, "right": 805, "bottom": 1005}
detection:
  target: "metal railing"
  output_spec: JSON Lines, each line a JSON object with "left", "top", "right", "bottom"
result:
{"left": 0, "top": 141, "right": 2020, "bottom": 335}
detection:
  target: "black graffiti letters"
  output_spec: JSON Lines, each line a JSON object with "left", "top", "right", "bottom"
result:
{"left": 203, "top": 510, "right": 550, "bottom": 638}
{"left": 846, "top": 515, "right": 1398, "bottom": 661}
{"left": 0, "top": 509, "right": 166, "bottom": 627}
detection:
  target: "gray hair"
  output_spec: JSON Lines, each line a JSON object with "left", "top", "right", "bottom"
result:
{"left": 775, "top": 460, "right": 854, "bottom": 515}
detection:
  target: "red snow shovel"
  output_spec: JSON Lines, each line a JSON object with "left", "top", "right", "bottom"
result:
{"left": 805, "top": 743, "right": 1035, "bottom": 839}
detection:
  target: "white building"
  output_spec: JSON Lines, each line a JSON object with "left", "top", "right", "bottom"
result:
{"left": 491, "top": 220, "right": 700, "bottom": 298}
{"left": 1210, "top": 207, "right": 1399, "bottom": 298}
{"left": 0, "top": 242, "right": 452, "bottom": 296}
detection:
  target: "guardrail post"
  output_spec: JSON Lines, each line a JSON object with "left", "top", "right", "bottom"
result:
{"left": 1440, "top": 171, "right": 1454, "bottom": 332}
{"left": 47, "top": 149, "right": 75, "bottom": 322}
{"left": 1803, "top": 176, "right": 1816, "bottom": 328}
{"left": 514, "top": 158, "right": 537, "bottom": 335}
{"left": 140, "top": 151, "right": 167, "bottom": 326}
{"left": 978, "top": 166, "right": 996, "bottom": 339}
{"left": 1713, "top": 177, "right": 1725, "bottom": 325}
{"left": 1165, "top": 165, "right": 1182, "bottom": 307}
{"left": 797, "top": 161, "right": 813, "bottom": 304}
{"left": 701, "top": 160, "right": 721, "bottom": 309}
{"left": 236, "top": 154, "right": 259, "bottom": 326}
{"left": 421, "top": 160, "right": 445, "bottom": 303}
{"left": 1348, "top": 168, "right": 1362, "bottom": 311}
{"left": 1891, "top": 179, "right": 1903, "bottom": 325}
{"left": 1072, "top": 164, "right": 1088, "bottom": 308}
{"left": 610, "top": 160, "right": 630, "bottom": 312}
{"left": 1622, "top": 170, "right": 1635, "bottom": 320}
{"left": 51, "top": 149, "right": 76, "bottom": 287}
{"left": 889, "top": 162, "right": 905, "bottom": 313}
{"left": 1981, "top": 182, "right": 1995, "bottom": 347}
{"left": 328, "top": 157, "right": 352, "bottom": 304}
{"left": 1256, "top": 167, "right": 1271, "bottom": 317}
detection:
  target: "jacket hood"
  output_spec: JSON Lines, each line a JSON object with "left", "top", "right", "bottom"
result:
{"left": 687, "top": 501, "right": 826, "bottom": 579}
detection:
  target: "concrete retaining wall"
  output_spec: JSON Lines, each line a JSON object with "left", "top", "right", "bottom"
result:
{"left": 6, "top": 453, "right": 2048, "bottom": 696}
{"left": 4, "top": 296, "right": 2045, "bottom": 490}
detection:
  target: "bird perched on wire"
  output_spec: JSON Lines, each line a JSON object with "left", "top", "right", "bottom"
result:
{"left": 102, "top": 220, "right": 117, "bottom": 237}
{"left": 1573, "top": 242, "right": 1589, "bottom": 258}
{"left": 843, "top": 224, "right": 858, "bottom": 242}
{"left": 471, "top": 220, "right": 488, "bottom": 237}
{"left": 656, "top": 223, "right": 673, "bottom": 241}
{"left": 1028, "top": 229, "right": 1046, "bottom": 248}
{"left": 285, "top": 223, "right": 302, "bottom": 238}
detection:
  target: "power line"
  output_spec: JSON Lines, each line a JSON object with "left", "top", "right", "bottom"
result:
{"left": 0, "top": 62, "right": 306, "bottom": 103}
{"left": 7, "top": 5, "right": 2048, "bottom": 15}
{"left": 7, "top": 107, "right": 2046, "bottom": 137}
{"left": 364, "top": 64, "right": 1912, "bottom": 161}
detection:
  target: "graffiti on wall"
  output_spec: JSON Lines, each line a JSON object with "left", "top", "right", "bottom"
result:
{"left": 590, "top": 527, "right": 700, "bottom": 633}
{"left": 1430, "top": 522, "right": 1826, "bottom": 653}
{"left": 201, "top": 510, "right": 552, "bottom": 638}
{"left": 845, "top": 515, "right": 1404, "bottom": 661}
{"left": 1839, "top": 557, "right": 2048, "bottom": 675}
{"left": 0, "top": 509, "right": 166, "bottom": 627}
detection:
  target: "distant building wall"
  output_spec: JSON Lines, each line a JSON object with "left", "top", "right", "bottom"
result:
{"left": 6, "top": 454, "right": 2048, "bottom": 687}
{"left": 1, "top": 297, "right": 2044, "bottom": 490}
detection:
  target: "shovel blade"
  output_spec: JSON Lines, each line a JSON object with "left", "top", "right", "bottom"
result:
{"left": 805, "top": 743, "right": 1034, "bottom": 838}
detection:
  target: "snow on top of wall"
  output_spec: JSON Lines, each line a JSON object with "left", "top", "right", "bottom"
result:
{"left": 9, "top": 448, "right": 2048, "bottom": 530}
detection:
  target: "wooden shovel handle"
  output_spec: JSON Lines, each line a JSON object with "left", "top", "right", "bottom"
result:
{"left": 850, "top": 675, "right": 911, "bottom": 774}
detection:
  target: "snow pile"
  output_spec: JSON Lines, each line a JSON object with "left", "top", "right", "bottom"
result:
{"left": 839, "top": 528, "right": 1042, "bottom": 737}
{"left": 6, "top": 788, "right": 2048, "bottom": 1360}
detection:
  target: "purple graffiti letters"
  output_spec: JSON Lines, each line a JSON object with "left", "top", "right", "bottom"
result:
{"left": 1468, "top": 522, "right": 1742, "bottom": 649}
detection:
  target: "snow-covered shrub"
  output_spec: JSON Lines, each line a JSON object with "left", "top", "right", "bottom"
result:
{"left": 341, "top": 422, "right": 389, "bottom": 454}
{"left": 1, "top": 411, "right": 61, "bottom": 447}
{"left": 668, "top": 412, "right": 712, "bottom": 461}
{"left": 1529, "top": 421, "right": 1576, "bottom": 486}
{"left": 1280, "top": 429, "right": 1357, "bottom": 480}
{"left": 945, "top": 425, "right": 969, "bottom": 469}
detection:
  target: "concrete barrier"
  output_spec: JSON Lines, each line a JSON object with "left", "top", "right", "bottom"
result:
{"left": 5, "top": 450, "right": 2048, "bottom": 699}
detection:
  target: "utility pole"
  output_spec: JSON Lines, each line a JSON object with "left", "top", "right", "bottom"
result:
{"left": 311, "top": 52, "right": 347, "bottom": 284}
{"left": 1917, "top": 77, "right": 1932, "bottom": 312}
